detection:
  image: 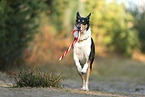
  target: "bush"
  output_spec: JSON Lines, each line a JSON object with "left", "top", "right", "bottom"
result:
{"left": 11, "top": 67, "right": 62, "bottom": 88}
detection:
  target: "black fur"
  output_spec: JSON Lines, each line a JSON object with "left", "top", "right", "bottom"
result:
{"left": 89, "top": 38, "right": 95, "bottom": 70}
{"left": 76, "top": 12, "right": 91, "bottom": 31}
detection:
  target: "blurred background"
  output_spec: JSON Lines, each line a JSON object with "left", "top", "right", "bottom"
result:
{"left": 0, "top": 0, "right": 145, "bottom": 71}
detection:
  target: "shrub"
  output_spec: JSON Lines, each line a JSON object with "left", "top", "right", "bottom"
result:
{"left": 11, "top": 67, "right": 62, "bottom": 88}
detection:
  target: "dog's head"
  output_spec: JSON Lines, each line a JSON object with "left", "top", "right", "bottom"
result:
{"left": 75, "top": 12, "right": 91, "bottom": 31}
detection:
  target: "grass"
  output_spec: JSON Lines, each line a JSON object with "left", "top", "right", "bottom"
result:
{"left": 93, "top": 56, "right": 145, "bottom": 81}
{"left": 11, "top": 67, "right": 62, "bottom": 88}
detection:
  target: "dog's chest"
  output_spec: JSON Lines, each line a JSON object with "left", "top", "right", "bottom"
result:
{"left": 73, "top": 29, "right": 92, "bottom": 65}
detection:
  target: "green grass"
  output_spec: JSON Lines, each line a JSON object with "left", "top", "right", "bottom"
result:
{"left": 93, "top": 56, "right": 145, "bottom": 81}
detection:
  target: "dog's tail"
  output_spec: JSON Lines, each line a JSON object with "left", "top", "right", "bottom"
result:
{"left": 89, "top": 38, "right": 95, "bottom": 70}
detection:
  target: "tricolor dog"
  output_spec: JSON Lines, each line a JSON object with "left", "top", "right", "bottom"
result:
{"left": 73, "top": 12, "right": 95, "bottom": 91}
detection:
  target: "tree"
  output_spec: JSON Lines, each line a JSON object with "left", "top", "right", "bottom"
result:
{"left": 86, "top": 0, "right": 138, "bottom": 56}
{"left": 49, "top": 0, "right": 79, "bottom": 36}
{"left": 128, "top": 2, "right": 145, "bottom": 53}
{"left": 0, "top": 0, "right": 46, "bottom": 70}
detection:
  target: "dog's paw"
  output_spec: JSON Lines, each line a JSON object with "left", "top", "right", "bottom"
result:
{"left": 81, "top": 87, "right": 86, "bottom": 90}
{"left": 81, "top": 87, "right": 89, "bottom": 91}
{"left": 85, "top": 87, "right": 89, "bottom": 91}
{"left": 81, "top": 68, "right": 87, "bottom": 74}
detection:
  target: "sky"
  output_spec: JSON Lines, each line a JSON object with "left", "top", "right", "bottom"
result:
{"left": 107, "top": 0, "right": 145, "bottom": 9}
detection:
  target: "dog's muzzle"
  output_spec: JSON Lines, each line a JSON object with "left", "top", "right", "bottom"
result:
{"left": 77, "top": 24, "right": 81, "bottom": 30}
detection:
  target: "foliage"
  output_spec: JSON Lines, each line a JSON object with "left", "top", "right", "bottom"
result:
{"left": 128, "top": 4, "right": 145, "bottom": 53}
{"left": 86, "top": 0, "right": 139, "bottom": 56}
{"left": 0, "top": 0, "right": 46, "bottom": 70}
{"left": 50, "top": 0, "right": 69, "bottom": 33}
{"left": 0, "top": 0, "right": 144, "bottom": 72}
{"left": 11, "top": 67, "right": 62, "bottom": 88}
{"left": 49, "top": 0, "right": 79, "bottom": 35}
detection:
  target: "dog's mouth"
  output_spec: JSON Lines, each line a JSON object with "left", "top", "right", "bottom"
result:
{"left": 76, "top": 26, "right": 86, "bottom": 33}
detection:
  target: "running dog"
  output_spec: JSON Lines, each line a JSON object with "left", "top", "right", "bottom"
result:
{"left": 73, "top": 12, "right": 95, "bottom": 91}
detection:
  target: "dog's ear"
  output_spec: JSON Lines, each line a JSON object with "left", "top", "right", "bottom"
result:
{"left": 86, "top": 13, "right": 91, "bottom": 19}
{"left": 76, "top": 12, "right": 80, "bottom": 19}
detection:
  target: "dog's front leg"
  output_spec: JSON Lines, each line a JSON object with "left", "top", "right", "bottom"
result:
{"left": 81, "top": 62, "right": 88, "bottom": 74}
{"left": 73, "top": 55, "right": 82, "bottom": 73}
{"left": 74, "top": 55, "right": 86, "bottom": 90}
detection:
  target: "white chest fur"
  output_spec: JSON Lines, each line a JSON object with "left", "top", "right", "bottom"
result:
{"left": 73, "top": 27, "right": 92, "bottom": 65}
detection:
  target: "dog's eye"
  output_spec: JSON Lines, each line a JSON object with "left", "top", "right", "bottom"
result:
{"left": 77, "top": 20, "right": 80, "bottom": 23}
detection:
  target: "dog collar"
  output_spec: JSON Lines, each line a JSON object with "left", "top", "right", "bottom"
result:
{"left": 78, "top": 36, "right": 89, "bottom": 43}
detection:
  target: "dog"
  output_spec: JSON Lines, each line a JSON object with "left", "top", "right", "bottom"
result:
{"left": 73, "top": 12, "right": 95, "bottom": 91}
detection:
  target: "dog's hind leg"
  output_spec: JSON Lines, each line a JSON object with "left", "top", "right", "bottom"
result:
{"left": 80, "top": 61, "right": 91, "bottom": 91}
{"left": 85, "top": 62, "right": 91, "bottom": 91}
{"left": 78, "top": 73, "right": 85, "bottom": 90}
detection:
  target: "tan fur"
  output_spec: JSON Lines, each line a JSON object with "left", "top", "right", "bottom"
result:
{"left": 86, "top": 62, "right": 91, "bottom": 88}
